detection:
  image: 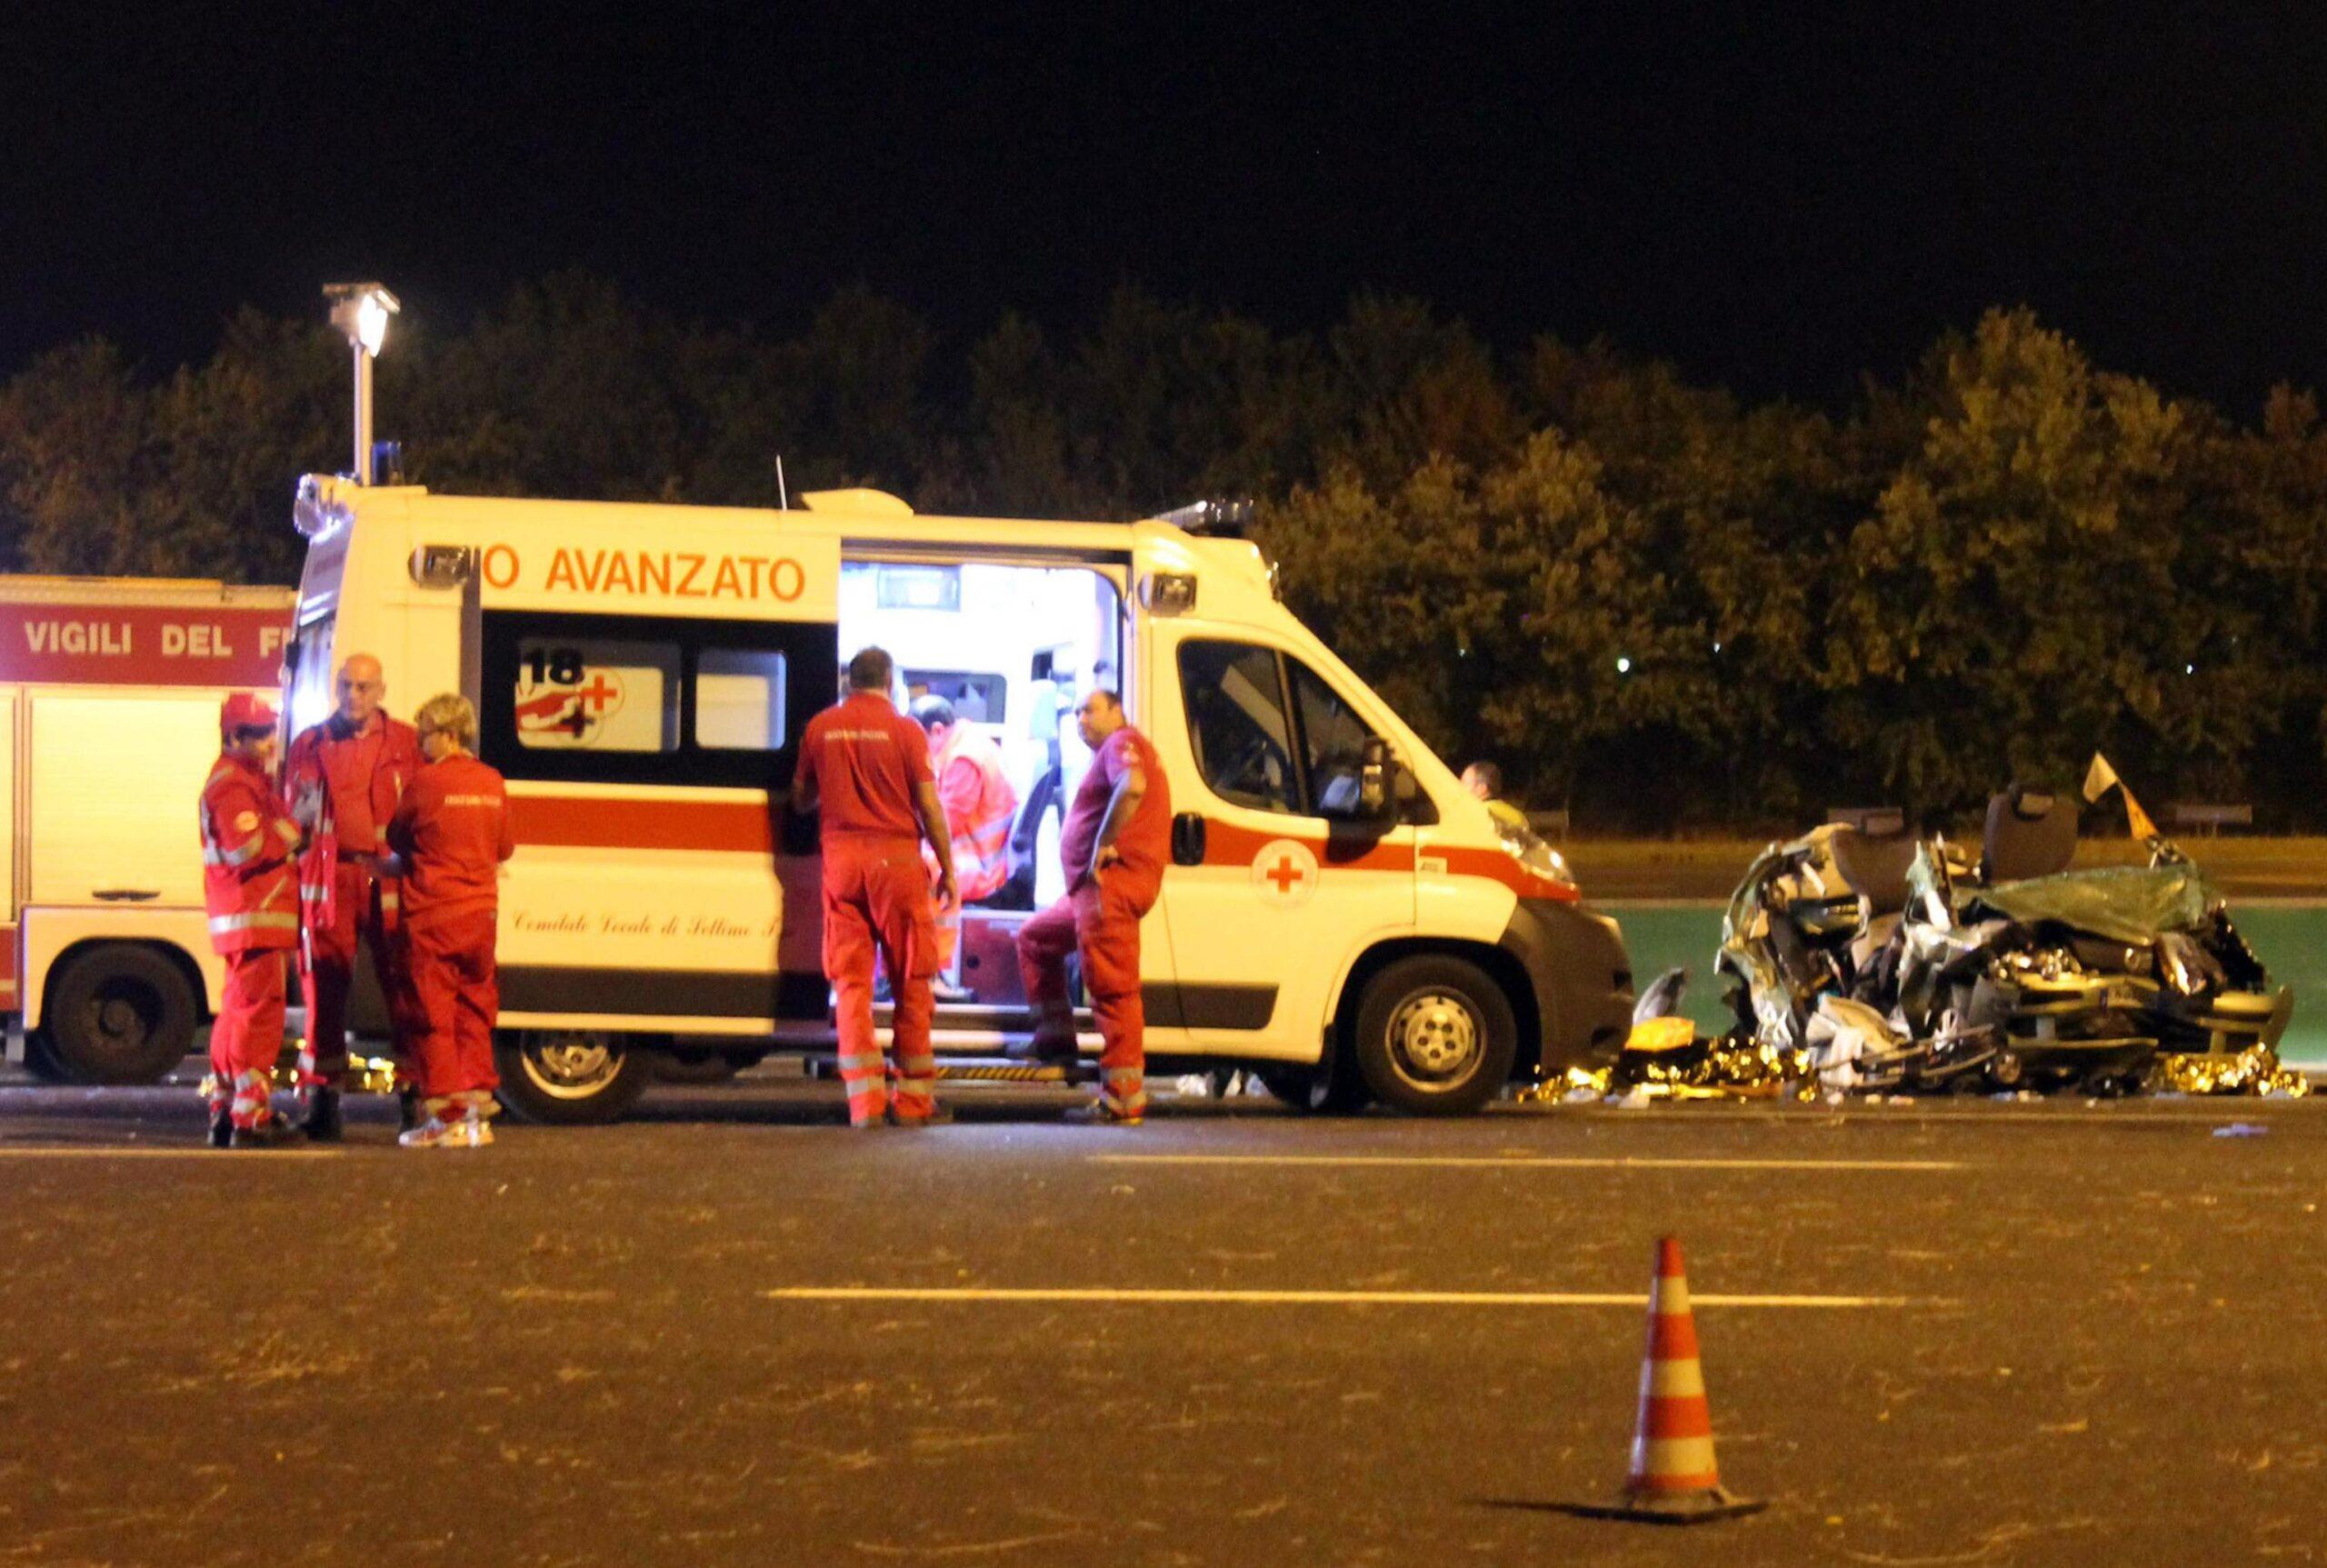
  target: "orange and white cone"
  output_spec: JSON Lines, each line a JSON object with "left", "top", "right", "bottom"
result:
{"left": 1588, "top": 1235, "right": 1767, "bottom": 1523}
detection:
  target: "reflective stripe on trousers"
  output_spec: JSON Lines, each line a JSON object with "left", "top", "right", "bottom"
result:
{"left": 1101, "top": 1064, "right": 1147, "bottom": 1118}
{"left": 890, "top": 1052, "right": 938, "bottom": 1121}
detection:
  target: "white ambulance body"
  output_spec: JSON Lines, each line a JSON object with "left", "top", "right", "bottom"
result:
{"left": 290, "top": 474, "right": 1634, "bottom": 1121}
{"left": 0, "top": 576, "right": 295, "bottom": 1083}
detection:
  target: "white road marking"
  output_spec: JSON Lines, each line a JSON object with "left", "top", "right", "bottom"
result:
{"left": 0, "top": 1145, "right": 338, "bottom": 1159}
{"left": 1091, "top": 1153, "right": 1962, "bottom": 1172}
{"left": 765, "top": 1286, "right": 1918, "bottom": 1308}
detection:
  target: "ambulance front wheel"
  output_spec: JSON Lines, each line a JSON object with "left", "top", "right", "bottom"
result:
{"left": 494, "top": 1030, "right": 654, "bottom": 1124}
{"left": 1351, "top": 956, "right": 1518, "bottom": 1115}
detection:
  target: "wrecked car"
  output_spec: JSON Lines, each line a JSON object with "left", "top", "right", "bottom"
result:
{"left": 1690, "top": 782, "right": 2300, "bottom": 1097}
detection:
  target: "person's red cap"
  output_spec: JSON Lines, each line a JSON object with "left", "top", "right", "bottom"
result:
{"left": 219, "top": 692, "right": 280, "bottom": 734}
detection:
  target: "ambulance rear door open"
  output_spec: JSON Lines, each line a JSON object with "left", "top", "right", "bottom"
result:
{"left": 1141, "top": 618, "right": 1420, "bottom": 1063}
{"left": 834, "top": 545, "right": 1182, "bottom": 1041}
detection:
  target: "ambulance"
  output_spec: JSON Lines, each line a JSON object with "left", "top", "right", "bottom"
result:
{"left": 288, "top": 474, "right": 1635, "bottom": 1121}
{"left": 0, "top": 576, "right": 294, "bottom": 1083}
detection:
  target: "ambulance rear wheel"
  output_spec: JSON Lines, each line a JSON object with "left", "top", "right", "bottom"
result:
{"left": 1351, "top": 956, "right": 1517, "bottom": 1115}
{"left": 42, "top": 944, "right": 198, "bottom": 1084}
{"left": 494, "top": 1030, "right": 653, "bottom": 1124}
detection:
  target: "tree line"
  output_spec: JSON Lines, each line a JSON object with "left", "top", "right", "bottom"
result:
{"left": 4, "top": 272, "right": 2324, "bottom": 833}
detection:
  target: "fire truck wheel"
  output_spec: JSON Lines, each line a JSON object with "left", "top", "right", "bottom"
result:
{"left": 42, "top": 944, "right": 199, "bottom": 1085}
{"left": 494, "top": 1030, "right": 653, "bottom": 1124}
{"left": 1351, "top": 956, "right": 1517, "bottom": 1115}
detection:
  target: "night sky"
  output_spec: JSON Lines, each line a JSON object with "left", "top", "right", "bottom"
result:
{"left": 8, "top": 3, "right": 2326, "bottom": 412}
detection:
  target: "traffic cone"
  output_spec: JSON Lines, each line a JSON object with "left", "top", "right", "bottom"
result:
{"left": 1577, "top": 1235, "right": 1767, "bottom": 1524}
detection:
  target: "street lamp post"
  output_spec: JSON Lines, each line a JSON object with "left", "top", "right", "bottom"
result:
{"left": 323, "top": 282, "right": 399, "bottom": 484}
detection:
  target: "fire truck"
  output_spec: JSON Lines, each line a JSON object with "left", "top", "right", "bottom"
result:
{"left": 0, "top": 576, "right": 294, "bottom": 1083}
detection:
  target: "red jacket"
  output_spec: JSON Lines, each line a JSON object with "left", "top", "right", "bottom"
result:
{"left": 285, "top": 711, "right": 423, "bottom": 930}
{"left": 198, "top": 754, "right": 303, "bottom": 954}
{"left": 284, "top": 712, "right": 422, "bottom": 854}
{"left": 386, "top": 753, "right": 514, "bottom": 931}
{"left": 795, "top": 691, "right": 933, "bottom": 846}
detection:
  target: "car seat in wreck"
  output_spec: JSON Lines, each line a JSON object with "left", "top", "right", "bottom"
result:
{"left": 1982, "top": 784, "right": 2078, "bottom": 884}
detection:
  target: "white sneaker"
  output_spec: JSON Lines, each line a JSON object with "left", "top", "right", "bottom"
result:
{"left": 398, "top": 1115, "right": 490, "bottom": 1149}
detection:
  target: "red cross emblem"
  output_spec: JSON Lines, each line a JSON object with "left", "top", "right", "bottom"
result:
{"left": 1251, "top": 839, "right": 1319, "bottom": 906}
{"left": 516, "top": 666, "right": 627, "bottom": 743}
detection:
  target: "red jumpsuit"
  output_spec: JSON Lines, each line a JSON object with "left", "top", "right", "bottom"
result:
{"left": 1015, "top": 724, "right": 1172, "bottom": 1120}
{"left": 198, "top": 754, "right": 304, "bottom": 1129}
{"left": 796, "top": 691, "right": 941, "bottom": 1126}
{"left": 928, "top": 726, "right": 1017, "bottom": 971}
{"left": 284, "top": 711, "right": 422, "bottom": 1087}
{"left": 385, "top": 754, "right": 514, "bottom": 1120}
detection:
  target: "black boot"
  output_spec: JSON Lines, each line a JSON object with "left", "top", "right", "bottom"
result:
{"left": 300, "top": 1086, "right": 344, "bottom": 1144}
{"left": 208, "top": 1107, "right": 233, "bottom": 1149}
{"left": 397, "top": 1086, "right": 422, "bottom": 1133}
{"left": 230, "top": 1117, "right": 304, "bottom": 1149}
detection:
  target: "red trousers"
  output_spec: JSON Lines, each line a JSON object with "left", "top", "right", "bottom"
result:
{"left": 401, "top": 909, "right": 501, "bottom": 1110}
{"left": 209, "top": 948, "right": 288, "bottom": 1128}
{"left": 1015, "top": 868, "right": 1159, "bottom": 1117}
{"left": 299, "top": 865, "right": 413, "bottom": 1086}
{"left": 824, "top": 840, "right": 938, "bottom": 1126}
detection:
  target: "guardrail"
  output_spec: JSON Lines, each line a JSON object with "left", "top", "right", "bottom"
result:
{"left": 2169, "top": 803, "right": 2254, "bottom": 835}
{"left": 1827, "top": 805, "right": 1906, "bottom": 835}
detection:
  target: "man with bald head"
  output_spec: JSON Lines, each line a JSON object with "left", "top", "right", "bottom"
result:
{"left": 283, "top": 652, "right": 423, "bottom": 1137}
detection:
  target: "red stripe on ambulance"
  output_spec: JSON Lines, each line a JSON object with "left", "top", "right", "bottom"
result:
{"left": 1195, "top": 818, "right": 1577, "bottom": 902}
{"left": 510, "top": 794, "right": 775, "bottom": 854}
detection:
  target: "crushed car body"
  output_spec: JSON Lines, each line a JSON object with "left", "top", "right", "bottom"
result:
{"left": 1573, "top": 767, "right": 2306, "bottom": 1102}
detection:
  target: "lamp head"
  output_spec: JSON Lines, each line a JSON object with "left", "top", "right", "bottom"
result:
{"left": 325, "top": 282, "right": 401, "bottom": 357}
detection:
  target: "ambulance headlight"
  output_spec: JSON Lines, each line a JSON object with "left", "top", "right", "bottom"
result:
{"left": 1495, "top": 816, "right": 1573, "bottom": 886}
{"left": 1523, "top": 838, "right": 1573, "bottom": 885}
{"left": 1139, "top": 572, "right": 1198, "bottom": 615}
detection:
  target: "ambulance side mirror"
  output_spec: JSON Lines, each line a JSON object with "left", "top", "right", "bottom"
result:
{"left": 1357, "top": 737, "right": 1400, "bottom": 823}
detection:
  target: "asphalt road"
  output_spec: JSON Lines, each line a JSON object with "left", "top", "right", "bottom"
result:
{"left": 2, "top": 1068, "right": 2321, "bottom": 1567}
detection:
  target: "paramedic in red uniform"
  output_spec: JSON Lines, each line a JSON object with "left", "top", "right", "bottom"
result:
{"left": 794, "top": 648, "right": 958, "bottom": 1127}
{"left": 1013, "top": 689, "right": 1171, "bottom": 1124}
{"left": 198, "top": 693, "right": 305, "bottom": 1148}
{"left": 910, "top": 694, "right": 1018, "bottom": 1000}
{"left": 283, "top": 652, "right": 422, "bottom": 1139}
{"left": 382, "top": 694, "right": 514, "bottom": 1150}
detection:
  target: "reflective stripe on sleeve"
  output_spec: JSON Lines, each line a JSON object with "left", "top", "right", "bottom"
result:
{"left": 202, "top": 833, "right": 267, "bottom": 868}
{"left": 208, "top": 911, "right": 300, "bottom": 936}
